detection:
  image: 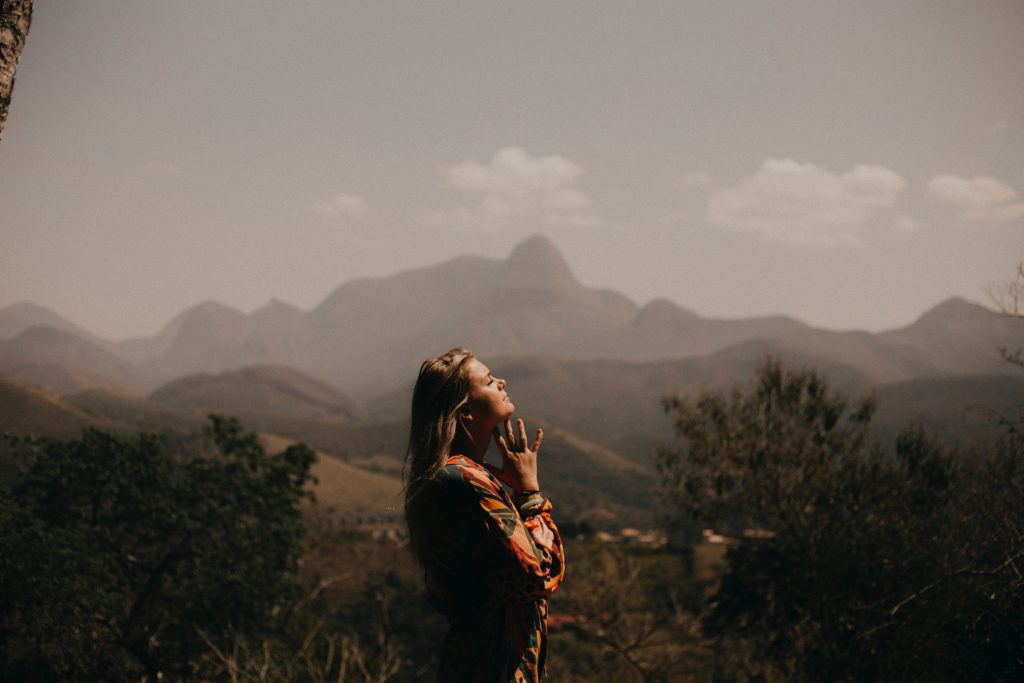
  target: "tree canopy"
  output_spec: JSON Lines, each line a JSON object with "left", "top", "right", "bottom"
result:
{"left": 658, "top": 359, "right": 1024, "bottom": 682}
{"left": 0, "top": 416, "right": 316, "bottom": 682}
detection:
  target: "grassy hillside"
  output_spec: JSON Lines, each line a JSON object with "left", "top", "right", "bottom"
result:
{"left": 149, "top": 365, "right": 370, "bottom": 421}
{"left": 0, "top": 381, "right": 117, "bottom": 484}
{"left": 0, "top": 326, "right": 144, "bottom": 393}
{"left": 0, "top": 380, "right": 112, "bottom": 438}
{"left": 258, "top": 433, "right": 403, "bottom": 515}
{"left": 66, "top": 388, "right": 203, "bottom": 432}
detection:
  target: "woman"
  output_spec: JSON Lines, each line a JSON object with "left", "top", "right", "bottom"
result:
{"left": 404, "top": 348, "right": 565, "bottom": 682}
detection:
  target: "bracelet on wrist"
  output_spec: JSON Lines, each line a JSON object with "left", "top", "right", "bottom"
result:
{"left": 517, "top": 493, "right": 545, "bottom": 515}
{"left": 516, "top": 489, "right": 542, "bottom": 498}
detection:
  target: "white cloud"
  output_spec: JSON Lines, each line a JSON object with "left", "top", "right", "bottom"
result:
{"left": 421, "top": 147, "right": 604, "bottom": 232}
{"left": 927, "top": 174, "right": 1024, "bottom": 224}
{"left": 446, "top": 147, "right": 582, "bottom": 194}
{"left": 310, "top": 192, "right": 368, "bottom": 220}
{"left": 707, "top": 159, "right": 906, "bottom": 248}
{"left": 678, "top": 171, "right": 713, "bottom": 188}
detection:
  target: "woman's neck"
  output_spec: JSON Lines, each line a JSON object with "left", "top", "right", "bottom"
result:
{"left": 454, "top": 423, "right": 491, "bottom": 464}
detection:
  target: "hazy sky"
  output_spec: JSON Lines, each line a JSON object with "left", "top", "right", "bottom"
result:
{"left": 2, "top": 1, "right": 1022, "bottom": 340}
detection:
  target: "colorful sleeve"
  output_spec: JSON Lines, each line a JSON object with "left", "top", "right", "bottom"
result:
{"left": 455, "top": 461, "right": 566, "bottom": 604}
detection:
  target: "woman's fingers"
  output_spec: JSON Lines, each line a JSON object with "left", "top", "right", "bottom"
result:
{"left": 490, "top": 419, "right": 544, "bottom": 493}
{"left": 498, "top": 417, "right": 543, "bottom": 458}
{"left": 498, "top": 419, "right": 543, "bottom": 455}
{"left": 532, "top": 427, "right": 544, "bottom": 453}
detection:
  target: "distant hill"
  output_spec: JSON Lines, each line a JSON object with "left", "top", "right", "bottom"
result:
{"left": 0, "top": 326, "right": 146, "bottom": 394}
{"left": 568, "top": 297, "right": 807, "bottom": 361}
{"left": 0, "top": 302, "right": 110, "bottom": 347}
{"left": 64, "top": 387, "right": 202, "bottom": 433}
{"left": 0, "top": 380, "right": 116, "bottom": 484}
{"left": 0, "top": 379, "right": 112, "bottom": 438}
{"left": 257, "top": 433, "right": 403, "bottom": 515}
{"left": 871, "top": 374, "right": 1024, "bottom": 446}
{"left": 148, "top": 365, "right": 369, "bottom": 421}
{"left": 127, "top": 300, "right": 313, "bottom": 385}
{"left": 879, "top": 297, "right": 1023, "bottom": 377}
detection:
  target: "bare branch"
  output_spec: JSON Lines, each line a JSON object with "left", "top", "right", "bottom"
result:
{"left": 987, "top": 262, "right": 1024, "bottom": 318}
{"left": 890, "top": 548, "right": 1024, "bottom": 617}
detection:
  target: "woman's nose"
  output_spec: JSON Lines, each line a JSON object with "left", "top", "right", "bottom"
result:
{"left": 497, "top": 377, "right": 506, "bottom": 389}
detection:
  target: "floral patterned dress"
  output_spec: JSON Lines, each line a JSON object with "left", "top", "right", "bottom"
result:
{"left": 418, "top": 454, "right": 566, "bottom": 682}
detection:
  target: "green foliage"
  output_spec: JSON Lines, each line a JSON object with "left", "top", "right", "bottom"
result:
{"left": 658, "top": 359, "right": 1024, "bottom": 682}
{"left": 0, "top": 416, "right": 316, "bottom": 682}
{"left": 659, "top": 359, "right": 875, "bottom": 538}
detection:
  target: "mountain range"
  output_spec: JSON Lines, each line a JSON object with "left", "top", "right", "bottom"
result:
{"left": 2, "top": 235, "right": 1019, "bottom": 399}
{"left": 2, "top": 235, "right": 1021, "bottom": 527}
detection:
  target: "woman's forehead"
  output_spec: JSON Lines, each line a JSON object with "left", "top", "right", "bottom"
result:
{"left": 465, "top": 357, "right": 491, "bottom": 381}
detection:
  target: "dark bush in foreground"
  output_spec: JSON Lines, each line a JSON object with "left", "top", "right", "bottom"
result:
{"left": 0, "top": 416, "right": 315, "bottom": 682}
{"left": 659, "top": 359, "right": 1024, "bottom": 682}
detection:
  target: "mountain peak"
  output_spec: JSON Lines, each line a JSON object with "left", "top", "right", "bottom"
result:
{"left": 253, "top": 298, "right": 302, "bottom": 316}
{"left": 184, "top": 300, "right": 247, "bottom": 319}
{"left": 169, "top": 301, "right": 252, "bottom": 349}
{"left": 912, "top": 297, "right": 993, "bottom": 326}
{"left": 1, "top": 301, "right": 54, "bottom": 317}
{"left": 508, "top": 233, "right": 563, "bottom": 261}
{"left": 503, "top": 235, "right": 576, "bottom": 286}
{"left": 0, "top": 301, "right": 101, "bottom": 343}
{"left": 633, "top": 299, "right": 701, "bottom": 328}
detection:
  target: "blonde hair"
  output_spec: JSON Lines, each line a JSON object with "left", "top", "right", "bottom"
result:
{"left": 403, "top": 347, "right": 475, "bottom": 560}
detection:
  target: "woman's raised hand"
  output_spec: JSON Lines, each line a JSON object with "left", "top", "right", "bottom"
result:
{"left": 488, "top": 418, "right": 543, "bottom": 494}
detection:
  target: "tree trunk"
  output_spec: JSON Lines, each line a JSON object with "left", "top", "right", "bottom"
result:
{"left": 0, "top": 0, "right": 34, "bottom": 143}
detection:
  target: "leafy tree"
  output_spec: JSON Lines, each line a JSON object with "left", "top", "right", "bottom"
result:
{"left": 0, "top": 416, "right": 316, "bottom": 682}
{"left": 658, "top": 359, "right": 1024, "bottom": 682}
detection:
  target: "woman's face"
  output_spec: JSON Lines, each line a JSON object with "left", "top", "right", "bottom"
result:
{"left": 464, "top": 358, "right": 515, "bottom": 428}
